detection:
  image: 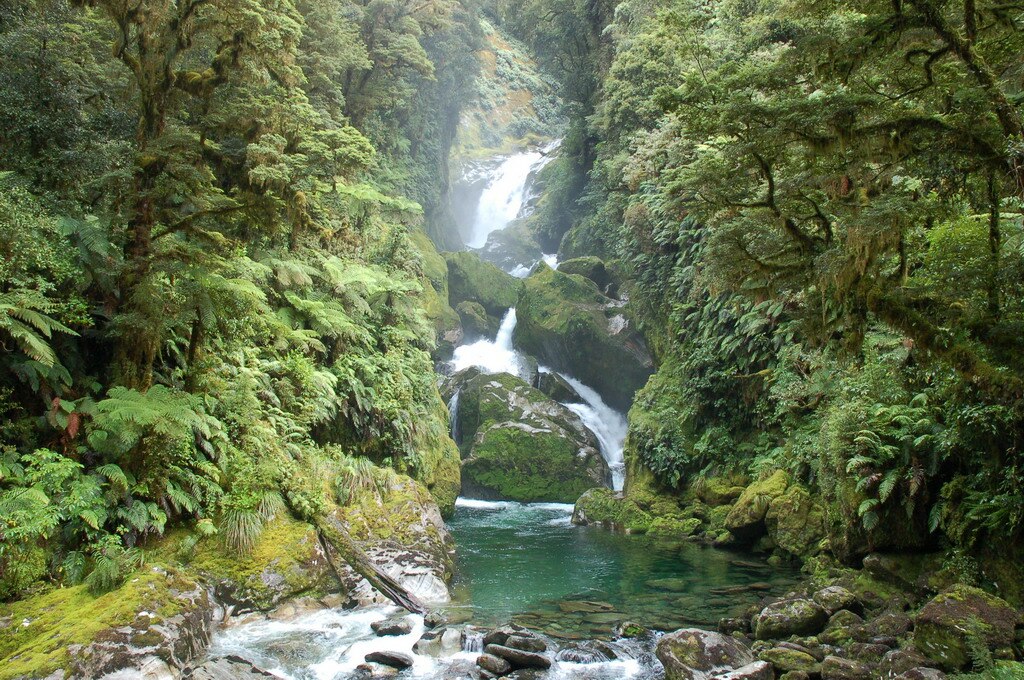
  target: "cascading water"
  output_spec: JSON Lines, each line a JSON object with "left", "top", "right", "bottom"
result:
{"left": 466, "top": 143, "right": 558, "bottom": 249}
{"left": 447, "top": 390, "right": 460, "bottom": 440}
{"left": 450, "top": 308, "right": 530, "bottom": 379}
{"left": 555, "top": 372, "right": 628, "bottom": 491}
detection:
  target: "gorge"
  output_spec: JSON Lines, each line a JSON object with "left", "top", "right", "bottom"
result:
{"left": 1, "top": 2, "right": 1023, "bottom": 680}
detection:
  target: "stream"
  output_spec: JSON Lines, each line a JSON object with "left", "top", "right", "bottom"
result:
{"left": 207, "top": 142, "right": 802, "bottom": 678}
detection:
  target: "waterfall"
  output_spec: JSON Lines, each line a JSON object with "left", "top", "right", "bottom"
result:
{"left": 450, "top": 309, "right": 529, "bottom": 379}
{"left": 466, "top": 143, "right": 558, "bottom": 249}
{"left": 447, "top": 390, "right": 460, "bottom": 441}
{"left": 555, "top": 372, "right": 628, "bottom": 491}
{"left": 463, "top": 631, "right": 485, "bottom": 654}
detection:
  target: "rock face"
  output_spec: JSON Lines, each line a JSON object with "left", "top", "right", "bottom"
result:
{"left": 725, "top": 470, "right": 791, "bottom": 540}
{"left": 444, "top": 251, "right": 522, "bottom": 320}
{"left": 514, "top": 263, "right": 653, "bottom": 411}
{"left": 445, "top": 369, "right": 611, "bottom": 502}
{"left": 656, "top": 628, "right": 755, "bottom": 680}
{"left": 913, "top": 585, "right": 1019, "bottom": 670}
{"left": 331, "top": 472, "right": 456, "bottom": 605}
{"left": 753, "top": 598, "right": 829, "bottom": 639}
{"left": 184, "top": 655, "right": 279, "bottom": 679}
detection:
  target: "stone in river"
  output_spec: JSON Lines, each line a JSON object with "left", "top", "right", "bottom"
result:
{"left": 583, "top": 612, "right": 624, "bottom": 624}
{"left": 557, "top": 600, "right": 615, "bottom": 613}
{"left": 370, "top": 616, "right": 413, "bottom": 636}
{"left": 484, "top": 644, "right": 552, "bottom": 669}
{"left": 477, "top": 653, "right": 512, "bottom": 676}
{"left": 646, "top": 578, "right": 689, "bottom": 592}
{"left": 364, "top": 650, "right": 414, "bottom": 669}
{"left": 505, "top": 635, "right": 547, "bottom": 653}
{"left": 353, "top": 662, "right": 399, "bottom": 678}
{"left": 656, "top": 628, "right": 755, "bottom": 680}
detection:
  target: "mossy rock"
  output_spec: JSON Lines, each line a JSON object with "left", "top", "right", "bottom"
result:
{"left": 450, "top": 370, "right": 611, "bottom": 503}
{"left": 443, "top": 250, "right": 522, "bottom": 317}
{"left": 696, "top": 477, "right": 746, "bottom": 507}
{"left": 572, "top": 488, "right": 653, "bottom": 533}
{"left": 557, "top": 256, "right": 613, "bottom": 291}
{"left": 182, "top": 515, "right": 331, "bottom": 612}
{"left": 456, "top": 300, "right": 496, "bottom": 340}
{"left": 647, "top": 517, "right": 702, "bottom": 541}
{"left": 409, "top": 227, "right": 461, "bottom": 357}
{"left": 476, "top": 220, "right": 545, "bottom": 272}
{"left": 759, "top": 647, "right": 821, "bottom": 673}
{"left": 765, "top": 485, "right": 826, "bottom": 557}
{"left": 725, "top": 470, "right": 791, "bottom": 540}
{"left": 514, "top": 263, "right": 653, "bottom": 411}
{"left": 410, "top": 387, "right": 463, "bottom": 518}
{"left": 0, "top": 566, "right": 211, "bottom": 680}
{"left": 913, "top": 585, "right": 1019, "bottom": 670}
{"left": 534, "top": 370, "right": 583, "bottom": 403}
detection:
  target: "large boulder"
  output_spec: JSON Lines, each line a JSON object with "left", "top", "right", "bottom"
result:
{"left": 913, "top": 585, "right": 1019, "bottom": 670}
{"left": 753, "top": 598, "right": 829, "bottom": 639}
{"left": 514, "top": 263, "right": 653, "bottom": 411}
{"left": 443, "top": 250, "right": 521, "bottom": 318}
{"left": 477, "top": 221, "right": 546, "bottom": 273}
{"left": 726, "top": 470, "right": 791, "bottom": 540}
{"left": 765, "top": 485, "right": 826, "bottom": 556}
{"left": 656, "top": 628, "right": 756, "bottom": 680}
{"left": 445, "top": 369, "right": 611, "bottom": 502}
{"left": 0, "top": 567, "right": 214, "bottom": 680}
{"left": 571, "top": 488, "right": 654, "bottom": 533}
{"left": 556, "top": 256, "right": 614, "bottom": 292}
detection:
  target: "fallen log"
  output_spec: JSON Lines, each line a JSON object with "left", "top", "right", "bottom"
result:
{"left": 314, "top": 511, "right": 427, "bottom": 615}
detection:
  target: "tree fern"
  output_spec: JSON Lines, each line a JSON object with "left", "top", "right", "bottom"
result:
{"left": 0, "top": 291, "right": 77, "bottom": 367}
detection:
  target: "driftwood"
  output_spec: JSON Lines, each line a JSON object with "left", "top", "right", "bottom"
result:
{"left": 315, "top": 512, "right": 428, "bottom": 615}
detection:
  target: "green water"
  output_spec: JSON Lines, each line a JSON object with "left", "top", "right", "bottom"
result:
{"left": 445, "top": 499, "right": 801, "bottom": 638}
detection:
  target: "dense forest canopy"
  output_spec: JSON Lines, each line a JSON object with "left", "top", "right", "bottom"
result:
{"left": 2, "top": 0, "right": 1024, "bottom": 620}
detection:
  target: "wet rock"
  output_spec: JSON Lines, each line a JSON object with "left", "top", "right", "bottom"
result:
{"left": 371, "top": 616, "right": 413, "bottom": 636}
{"left": 183, "top": 655, "right": 279, "bottom": 679}
{"left": 571, "top": 488, "right": 653, "bottom": 533}
{"left": 826, "top": 609, "right": 863, "bottom": 630}
{"left": 778, "top": 672, "right": 811, "bottom": 680}
{"left": 777, "top": 641, "right": 825, "bottom": 662}
{"left": 718, "top": 618, "right": 750, "bottom": 635}
{"left": 353, "top": 662, "right": 399, "bottom": 678}
{"left": 534, "top": 371, "right": 583, "bottom": 403}
{"left": 484, "top": 625, "right": 532, "bottom": 647}
{"left": 441, "top": 627, "right": 464, "bottom": 652}
{"left": 656, "top": 628, "right": 755, "bottom": 680}
{"left": 478, "top": 653, "right": 513, "bottom": 676}
{"left": 556, "top": 256, "right": 613, "bottom": 291}
{"left": 726, "top": 471, "right": 791, "bottom": 540}
{"left": 867, "top": 611, "right": 913, "bottom": 639}
{"left": 719, "top": 661, "right": 774, "bottom": 680}
{"left": 444, "top": 251, "right": 521, "bottom": 318}
{"left": 424, "top": 610, "right": 448, "bottom": 628}
{"left": 759, "top": 646, "right": 820, "bottom": 673}
{"left": 862, "top": 553, "right": 950, "bottom": 596}
{"left": 364, "top": 650, "right": 414, "bottom": 669}
{"left": 647, "top": 578, "right": 689, "bottom": 592}
{"left": 876, "top": 647, "right": 933, "bottom": 675}
{"left": 485, "top": 644, "right": 552, "bottom": 670}
{"left": 846, "top": 642, "right": 891, "bottom": 661}
{"left": 821, "top": 655, "right": 873, "bottom": 680}
{"left": 514, "top": 263, "right": 653, "bottom": 411}
{"left": 753, "top": 598, "right": 828, "bottom": 639}
{"left": 506, "top": 635, "right": 547, "bottom": 653}
{"left": 412, "top": 628, "right": 444, "bottom": 656}
{"left": 457, "top": 300, "right": 497, "bottom": 340}
{"left": 913, "top": 585, "right": 1018, "bottom": 670}
{"left": 558, "top": 600, "right": 615, "bottom": 613}
{"left": 813, "top": 586, "right": 860, "bottom": 615}
{"left": 615, "top": 621, "right": 648, "bottom": 638}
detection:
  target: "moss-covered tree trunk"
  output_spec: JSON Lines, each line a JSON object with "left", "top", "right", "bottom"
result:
{"left": 314, "top": 512, "right": 427, "bottom": 615}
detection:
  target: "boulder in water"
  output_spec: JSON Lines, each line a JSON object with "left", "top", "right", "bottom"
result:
{"left": 371, "top": 616, "right": 413, "bottom": 636}
{"left": 364, "top": 650, "right": 414, "bottom": 669}
{"left": 655, "top": 628, "right": 755, "bottom": 680}
{"left": 456, "top": 300, "right": 497, "bottom": 341}
{"left": 505, "top": 635, "right": 547, "bottom": 653}
{"left": 556, "top": 256, "right": 616, "bottom": 293}
{"left": 514, "top": 263, "right": 653, "bottom": 411}
{"left": 533, "top": 370, "right": 583, "bottom": 403}
{"left": 477, "top": 653, "right": 513, "bottom": 675}
{"left": 444, "top": 251, "right": 522, "bottom": 319}
{"left": 485, "top": 644, "right": 552, "bottom": 670}
{"left": 184, "top": 655, "right": 280, "bottom": 679}
{"left": 445, "top": 370, "right": 611, "bottom": 503}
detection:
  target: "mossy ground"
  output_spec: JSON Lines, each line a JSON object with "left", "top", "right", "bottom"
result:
{"left": 0, "top": 567, "right": 193, "bottom": 680}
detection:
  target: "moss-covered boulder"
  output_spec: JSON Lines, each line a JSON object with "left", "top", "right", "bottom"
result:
{"left": 183, "top": 515, "right": 332, "bottom": 612}
{"left": 766, "top": 485, "right": 826, "bottom": 557}
{"left": 913, "top": 585, "right": 1019, "bottom": 670}
{"left": 0, "top": 566, "right": 212, "bottom": 680}
{"left": 571, "top": 488, "right": 653, "bottom": 533}
{"left": 443, "top": 250, "right": 522, "bottom": 317}
{"left": 726, "top": 470, "right": 791, "bottom": 540}
{"left": 753, "top": 598, "right": 829, "bottom": 639}
{"left": 656, "top": 628, "right": 755, "bottom": 680}
{"left": 534, "top": 370, "right": 583, "bottom": 403}
{"left": 477, "top": 220, "right": 545, "bottom": 272}
{"left": 697, "top": 477, "right": 747, "bottom": 507}
{"left": 514, "top": 263, "right": 653, "bottom": 410}
{"left": 446, "top": 370, "right": 610, "bottom": 502}
{"left": 557, "top": 256, "right": 613, "bottom": 291}
{"left": 456, "top": 300, "right": 496, "bottom": 340}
